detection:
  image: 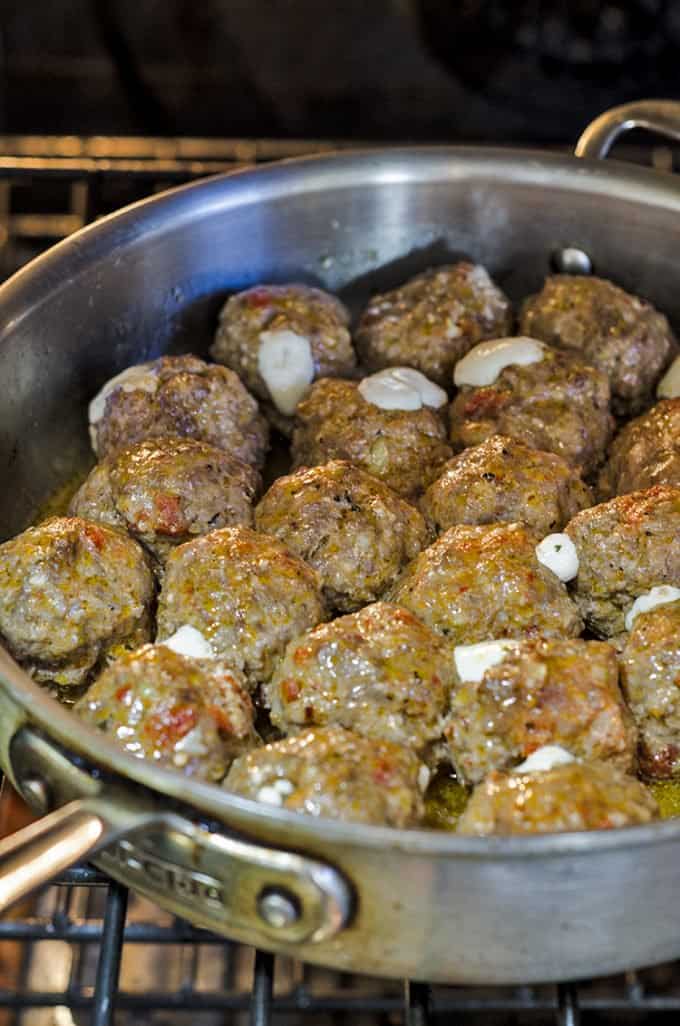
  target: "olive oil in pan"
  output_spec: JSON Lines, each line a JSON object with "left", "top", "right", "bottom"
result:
{"left": 649, "top": 781, "right": 680, "bottom": 819}
{"left": 424, "top": 771, "right": 469, "bottom": 830}
{"left": 33, "top": 466, "right": 92, "bottom": 521}
{"left": 423, "top": 774, "right": 680, "bottom": 828}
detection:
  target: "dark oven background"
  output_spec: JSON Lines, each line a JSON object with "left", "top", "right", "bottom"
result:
{"left": 3, "top": 0, "right": 680, "bottom": 143}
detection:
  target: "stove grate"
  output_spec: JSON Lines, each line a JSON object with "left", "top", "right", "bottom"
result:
{"left": 0, "top": 866, "right": 678, "bottom": 1025}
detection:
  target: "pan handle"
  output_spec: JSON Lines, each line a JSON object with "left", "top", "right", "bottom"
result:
{"left": 575, "top": 99, "right": 680, "bottom": 160}
{"left": 0, "top": 799, "right": 109, "bottom": 910}
{"left": 1, "top": 725, "right": 353, "bottom": 944}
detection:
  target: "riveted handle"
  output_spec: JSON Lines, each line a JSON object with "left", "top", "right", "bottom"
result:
{"left": 575, "top": 99, "right": 680, "bottom": 160}
{"left": 4, "top": 724, "right": 353, "bottom": 946}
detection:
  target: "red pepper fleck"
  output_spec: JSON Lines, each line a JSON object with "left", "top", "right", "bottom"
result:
{"left": 144, "top": 703, "right": 197, "bottom": 748}
{"left": 208, "top": 705, "right": 233, "bottom": 734}
{"left": 462, "top": 388, "right": 508, "bottom": 417}
{"left": 292, "top": 645, "right": 313, "bottom": 667}
{"left": 154, "top": 493, "right": 185, "bottom": 535}
{"left": 84, "top": 523, "right": 106, "bottom": 551}
{"left": 115, "top": 684, "right": 132, "bottom": 703}
{"left": 245, "top": 288, "right": 273, "bottom": 309}
{"left": 372, "top": 758, "right": 394, "bottom": 786}
{"left": 282, "top": 679, "right": 301, "bottom": 703}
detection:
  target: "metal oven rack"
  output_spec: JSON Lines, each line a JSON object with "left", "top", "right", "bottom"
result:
{"left": 4, "top": 867, "right": 680, "bottom": 1025}
{"left": 1, "top": 136, "right": 680, "bottom": 1025}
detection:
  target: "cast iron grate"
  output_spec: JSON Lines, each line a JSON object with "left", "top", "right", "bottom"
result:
{"left": 0, "top": 136, "right": 679, "bottom": 1025}
{"left": 2, "top": 866, "right": 680, "bottom": 1025}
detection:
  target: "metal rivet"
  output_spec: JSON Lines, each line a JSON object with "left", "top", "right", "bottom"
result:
{"left": 257, "top": 888, "right": 300, "bottom": 929}
{"left": 551, "top": 247, "right": 593, "bottom": 275}
{"left": 21, "top": 776, "right": 51, "bottom": 814}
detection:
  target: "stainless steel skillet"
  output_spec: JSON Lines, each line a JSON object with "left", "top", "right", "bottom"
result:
{"left": 0, "top": 100, "right": 679, "bottom": 985}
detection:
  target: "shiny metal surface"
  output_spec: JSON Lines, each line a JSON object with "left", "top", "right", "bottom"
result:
{"left": 2, "top": 105, "right": 680, "bottom": 981}
{"left": 575, "top": 99, "right": 680, "bottom": 159}
{"left": 4, "top": 721, "right": 353, "bottom": 947}
{"left": 0, "top": 802, "right": 105, "bottom": 910}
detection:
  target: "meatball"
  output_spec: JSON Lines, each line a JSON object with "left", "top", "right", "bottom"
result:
{"left": 254, "top": 461, "right": 429, "bottom": 613}
{"left": 520, "top": 275, "right": 677, "bottom": 415}
{"left": 620, "top": 599, "right": 680, "bottom": 779}
{"left": 388, "top": 522, "right": 582, "bottom": 644}
{"left": 291, "top": 378, "right": 452, "bottom": 499}
{"left": 74, "top": 643, "right": 257, "bottom": 781}
{"left": 457, "top": 761, "right": 659, "bottom": 835}
{"left": 70, "top": 437, "right": 258, "bottom": 569}
{"left": 566, "top": 486, "right": 680, "bottom": 637}
{"left": 211, "top": 284, "right": 356, "bottom": 427}
{"left": 224, "top": 726, "right": 425, "bottom": 827}
{"left": 266, "top": 602, "right": 453, "bottom": 753}
{"left": 0, "top": 517, "right": 154, "bottom": 688}
{"left": 449, "top": 345, "right": 613, "bottom": 477}
{"left": 420, "top": 435, "right": 592, "bottom": 537}
{"left": 90, "top": 355, "right": 269, "bottom": 467}
{"left": 445, "top": 638, "right": 636, "bottom": 785}
{"left": 598, "top": 399, "right": 680, "bottom": 499}
{"left": 355, "top": 263, "right": 512, "bottom": 388}
{"left": 156, "top": 526, "right": 326, "bottom": 687}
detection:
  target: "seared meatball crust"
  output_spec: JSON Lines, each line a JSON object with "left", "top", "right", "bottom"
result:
{"left": 224, "top": 726, "right": 425, "bottom": 827}
{"left": 449, "top": 345, "right": 614, "bottom": 477}
{"left": 75, "top": 643, "right": 257, "bottom": 781}
{"left": 457, "top": 762, "right": 659, "bottom": 836}
{"left": 421, "top": 434, "right": 592, "bottom": 537}
{"left": 92, "top": 355, "right": 269, "bottom": 468}
{"left": 621, "top": 600, "right": 680, "bottom": 779}
{"left": 291, "top": 378, "right": 452, "bottom": 499}
{"left": 598, "top": 399, "right": 680, "bottom": 499}
{"left": 266, "top": 602, "right": 453, "bottom": 753}
{"left": 520, "top": 274, "right": 678, "bottom": 415}
{"left": 156, "top": 526, "right": 326, "bottom": 687}
{"left": 355, "top": 263, "right": 512, "bottom": 388}
{"left": 445, "top": 638, "right": 636, "bottom": 785}
{"left": 211, "top": 283, "right": 355, "bottom": 407}
{"left": 0, "top": 517, "right": 154, "bottom": 688}
{"left": 566, "top": 486, "right": 680, "bottom": 637}
{"left": 255, "top": 461, "right": 429, "bottom": 613}
{"left": 389, "top": 522, "right": 582, "bottom": 645}
{"left": 70, "top": 437, "right": 259, "bottom": 569}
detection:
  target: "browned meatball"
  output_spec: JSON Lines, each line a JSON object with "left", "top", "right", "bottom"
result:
{"left": 266, "top": 602, "right": 453, "bottom": 753}
{"left": 420, "top": 435, "right": 592, "bottom": 537}
{"left": 355, "top": 263, "right": 512, "bottom": 388}
{"left": 70, "top": 437, "right": 259, "bottom": 569}
{"left": 90, "top": 355, "right": 269, "bottom": 467}
{"left": 388, "top": 522, "right": 582, "bottom": 644}
{"left": 521, "top": 275, "right": 677, "bottom": 415}
{"left": 224, "top": 726, "right": 425, "bottom": 827}
{"left": 75, "top": 643, "right": 257, "bottom": 781}
{"left": 449, "top": 346, "right": 613, "bottom": 477}
{"left": 445, "top": 638, "right": 636, "bottom": 785}
{"left": 156, "top": 526, "right": 326, "bottom": 687}
{"left": 598, "top": 399, "right": 680, "bottom": 499}
{"left": 0, "top": 517, "right": 154, "bottom": 688}
{"left": 211, "top": 284, "right": 356, "bottom": 426}
{"left": 566, "top": 486, "right": 680, "bottom": 637}
{"left": 620, "top": 599, "right": 680, "bottom": 779}
{"left": 457, "top": 761, "right": 659, "bottom": 835}
{"left": 291, "top": 378, "right": 452, "bottom": 499}
{"left": 254, "top": 461, "right": 429, "bottom": 613}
